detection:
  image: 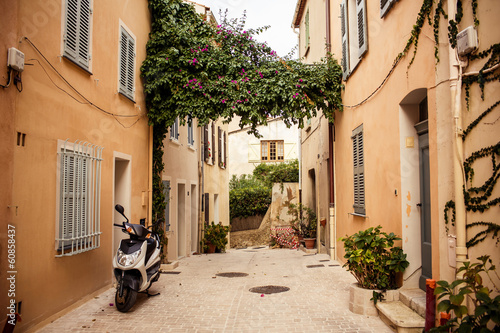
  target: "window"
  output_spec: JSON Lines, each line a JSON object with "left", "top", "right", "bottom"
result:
{"left": 380, "top": 0, "right": 397, "bottom": 18}
{"left": 63, "top": 0, "right": 92, "bottom": 71}
{"left": 352, "top": 125, "right": 365, "bottom": 215}
{"left": 218, "top": 127, "right": 227, "bottom": 168}
{"left": 187, "top": 117, "right": 194, "bottom": 146}
{"left": 305, "top": 9, "right": 310, "bottom": 51}
{"left": 170, "top": 117, "right": 179, "bottom": 141}
{"left": 261, "top": 140, "right": 284, "bottom": 162}
{"left": 119, "top": 26, "right": 136, "bottom": 101}
{"left": 340, "top": 0, "right": 368, "bottom": 79}
{"left": 57, "top": 140, "right": 103, "bottom": 256}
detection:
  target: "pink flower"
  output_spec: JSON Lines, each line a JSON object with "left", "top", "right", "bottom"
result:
{"left": 299, "top": 79, "right": 303, "bottom": 82}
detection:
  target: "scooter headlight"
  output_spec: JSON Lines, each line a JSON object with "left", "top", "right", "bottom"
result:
{"left": 117, "top": 249, "right": 141, "bottom": 267}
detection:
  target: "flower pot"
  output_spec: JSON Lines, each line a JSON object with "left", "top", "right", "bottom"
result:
{"left": 348, "top": 283, "right": 399, "bottom": 316}
{"left": 207, "top": 243, "right": 216, "bottom": 253}
{"left": 303, "top": 238, "right": 316, "bottom": 249}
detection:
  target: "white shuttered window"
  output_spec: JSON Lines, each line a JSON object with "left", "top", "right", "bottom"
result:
{"left": 119, "top": 26, "right": 136, "bottom": 101}
{"left": 63, "top": 0, "right": 92, "bottom": 70}
{"left": 352, "top": 125, "right": 365, "bottom": 215}
{"left": 57, "top": 140, "right": 103, "bottom": 256}
{"left": 380, "top": 0, "right": 396, "bottom": 18}
{"left": 340, "top": 0, "right": 368, "bottom": 79}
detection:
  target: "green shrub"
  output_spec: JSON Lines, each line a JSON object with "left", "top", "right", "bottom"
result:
{"left": 340, "top": 226, "right": 409, "bottom": 290}
{"left": 202, "top": 222, "right": 230, "bottom": 252}
{"left": 230, "top": 185, "right": 271, "bottom": 220}
{"left": 253, "top": 159, "right": 299, "bottom": 188}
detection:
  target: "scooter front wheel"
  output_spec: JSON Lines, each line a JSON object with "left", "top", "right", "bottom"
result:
{"left": 115, "top": 286, "right": 137, "bottom": 312}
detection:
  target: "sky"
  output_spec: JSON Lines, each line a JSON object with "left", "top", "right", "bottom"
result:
{"left": 196, "top": 0, "right": 299, "bottom": 58}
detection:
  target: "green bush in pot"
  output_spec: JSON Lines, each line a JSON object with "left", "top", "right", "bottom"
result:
{"left": 340, "top": 225, "right": 409, "bottom": 290}
{"left": 202, "top": 222, "right": 230, "bottom": 253}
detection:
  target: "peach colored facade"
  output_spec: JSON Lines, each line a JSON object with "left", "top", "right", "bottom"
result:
{"left": 1, "top": 0, "right": 152, "bottom": 331}
{"left": 294, "top": 0, "right": 499, "bottom": 289}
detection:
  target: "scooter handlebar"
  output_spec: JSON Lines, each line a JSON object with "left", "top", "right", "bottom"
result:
{"left": 113, "top": 223, "right": 124, "bottom": 227}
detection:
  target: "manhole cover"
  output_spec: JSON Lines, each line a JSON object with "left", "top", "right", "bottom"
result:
{"left": 216, "top": 272, "right": 249, "bottom": 278}
{"left": 249, "top": 285, "right": 290, "bottom": 294}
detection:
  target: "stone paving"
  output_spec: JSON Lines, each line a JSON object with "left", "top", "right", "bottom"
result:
{"left": 37, "top": 247, "right": 393, "bottom": 333}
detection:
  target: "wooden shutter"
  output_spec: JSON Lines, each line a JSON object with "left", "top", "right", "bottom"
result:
{"left": 119, "top": 27, "right": 135, "bottom": 100}
{"left": 305, "top": 9, "right": 310, "bottom": 49}
{"left": 63, "top": 0, "right": 91, "bottom": 69}
{"left": 380, "top": 0, "right": 394, "bottom": 18}
{"left": 340, "top": 0, "right": 350, "bottom": 80}
{"left": 204, "top": 125, "right": 209, "bottom": 162}
{"left": 212, "top": 122, "right": 216, "bottom": 164}
{"left": 356, "top": 0, "right": 368, "bottom": 58}
{"left": 218, "top": 126, "right": 222, "bottom": 165}
{"left": 162, "top": 180, "right": 170, "bottom": 231}
{"left": 352, "top": 125, "right": 365, "bottom": 215}
{"left": 224, "top": 131, "right": 227, "bottom": 167}
{"left": 204, "top": 193, "right": 210, "bottom": 223}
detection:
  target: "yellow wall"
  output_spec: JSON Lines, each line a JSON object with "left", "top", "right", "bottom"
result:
{"left": 1, "top": 1, "right": 151, "bottom": 330}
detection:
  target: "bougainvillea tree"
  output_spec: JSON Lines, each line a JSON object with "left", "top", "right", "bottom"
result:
{"left": 141, "top": 0, "right": 343, "bottom": 226}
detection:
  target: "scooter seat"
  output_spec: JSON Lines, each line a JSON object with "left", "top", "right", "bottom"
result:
{"left": 145, "top": 238, "right": 156, "bottom": 264}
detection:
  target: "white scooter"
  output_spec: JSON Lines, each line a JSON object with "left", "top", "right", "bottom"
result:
{"left": 113, "top": 204, "right": 161, "bottom": 312}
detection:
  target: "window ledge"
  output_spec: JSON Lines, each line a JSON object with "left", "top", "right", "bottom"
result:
{"left": 169, "top": 138, "right": 181, "bottom": 146}
{"left": 188, "top": 145, "right": 196, "bottom": 151}
{"left": 349, "top": 212, "right": 367, "bottom": 218}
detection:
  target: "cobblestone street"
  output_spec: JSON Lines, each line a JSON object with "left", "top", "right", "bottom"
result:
{"left": 37, "top": 247, "right": 393, "bottom": 333}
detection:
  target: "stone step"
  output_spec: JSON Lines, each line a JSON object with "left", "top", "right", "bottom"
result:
{"left": 399, "top": 288, "right": 426, "bottom": 318}
{"left": 376, "top": 301, "right": 425, "bottom": 333}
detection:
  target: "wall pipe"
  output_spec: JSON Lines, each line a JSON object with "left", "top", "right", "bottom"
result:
{"left": 447, "top": 1, "right": 468, "bottom": 275}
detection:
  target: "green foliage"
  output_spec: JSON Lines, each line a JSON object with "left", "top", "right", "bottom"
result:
{"left": 340, "top": 226, "right": 409, "bottom": 290}
{"left": 430, "top": 256, "right": 500, "bottom": 332}
{"left": 229, "top": 181, "right": 271, "bottom": 220}
{"left": 202, "top": 222, "right": 230, "bottom": 252}
{"left": 288, "top": 203, "right": 317, "bottom": 238}
{"left": 253, "top": 159, "right": 299, "bottom": 188}
{"left": 141, "top": 0, "right": 343, "bottom": 136}
{"left": 229, "top": 174, "right": 262, "bottom": 191}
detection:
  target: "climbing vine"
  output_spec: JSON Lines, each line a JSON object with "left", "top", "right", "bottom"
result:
{"left": 141, "top": 0, "right": 343, "bottom": 231}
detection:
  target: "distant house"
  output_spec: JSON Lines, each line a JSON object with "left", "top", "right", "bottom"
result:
{"left": 228, "top": 116, "right": 299, "bottom": 177}
{"left": 1, "top": 0, "right": 151, "bottom": 330}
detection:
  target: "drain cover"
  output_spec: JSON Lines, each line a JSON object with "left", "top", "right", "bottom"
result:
{"left": 161, "top": 271, "right": 181, "bottom": 274}
{"left": 216, "top": 272, "right": 249, "bottom": 278}
{"left": 249, "top": 285, "right": 290, "bottom": 294}
{"left": 306, "top": 264, "right": 324, "bottom": 268}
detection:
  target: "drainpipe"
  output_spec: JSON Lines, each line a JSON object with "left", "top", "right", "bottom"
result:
{"left": 325, "top": 0, "right": 336, "bottom": 261}
{"left": 199, "top": 126, "right": 205, "bottom": 253}
{"left": 148, "top": 126, "right": 153, "bottom": 226}
{"left": 447, "top": 1, "right": 468, "bottom": 274}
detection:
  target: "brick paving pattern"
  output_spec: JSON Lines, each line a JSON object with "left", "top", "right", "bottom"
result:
{"left": 37, "top": 248, "right": 393, "bottom": 332}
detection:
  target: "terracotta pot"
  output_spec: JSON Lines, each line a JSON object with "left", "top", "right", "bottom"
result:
{"left": 207, "top": 243, "right": 216, "bottom": 253}
{"left": 303, "top": 238, "right": 316, "bottom": 249}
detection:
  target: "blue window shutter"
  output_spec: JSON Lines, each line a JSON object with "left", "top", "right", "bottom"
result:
{"left": 356, "top": 0, "right": 368, "bottom": 58}
{"left": 340, "top": 0, "right": 350, "bottom": 80}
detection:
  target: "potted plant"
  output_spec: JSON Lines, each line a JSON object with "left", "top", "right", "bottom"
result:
{"left": 202, "top": 222, "right": 230, "bottom": 253}
{"left": 340, "top": 226, "right": 409, "bottom": 315}
{"left": 288, "top": 203, "right": 317, "bottom": 249}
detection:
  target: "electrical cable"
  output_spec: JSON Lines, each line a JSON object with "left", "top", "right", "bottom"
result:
{"left": 23, "top": 37, "right": 140, "bottom": 120}
{"left": 0, "top": 68, "right": 12, "bottom": 88}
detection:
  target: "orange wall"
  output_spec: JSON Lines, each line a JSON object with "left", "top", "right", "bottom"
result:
{"left": 2, "top": 1, "right": 151, "bottom": 331}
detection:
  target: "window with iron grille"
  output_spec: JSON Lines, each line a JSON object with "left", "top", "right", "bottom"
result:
{"left": 352, "top": 125, "right": 365, "bottom": 215}
{"left": 57, "top": 140, "right": 103, "bottom": 256}
{"left": 119, "top": 26, "right": 135, "bottom": 101}
{"left": 63, "top": 0, "right": 92, "bottom": 71}
{"left": 261, "top": 140, "right": 284, "bottom": 162}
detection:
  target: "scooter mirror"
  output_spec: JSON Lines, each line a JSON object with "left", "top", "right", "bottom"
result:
{"left": 115, "top": 204, "right": 125, "bottom": 215}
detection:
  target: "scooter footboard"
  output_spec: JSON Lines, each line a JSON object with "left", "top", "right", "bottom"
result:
{"left": 114, "top": 269, "right": 142, "bottom": 292}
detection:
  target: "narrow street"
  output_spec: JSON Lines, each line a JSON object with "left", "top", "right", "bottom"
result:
{"left": 37, "top": 248, "right": 392, "bottom": 332}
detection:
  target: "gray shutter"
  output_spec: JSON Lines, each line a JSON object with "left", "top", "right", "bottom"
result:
{"left": 64, "top": 0, "right": 91, "bottom": 69}
{"left": 162, "top": 180, "right": 170, "bottom": 231}
{"left": 380, "top": 0, "right": 394, "bottom": 18}
{"left": 340, "top": 0, "right": 350, "bottom": 80}
{"left": 212, "top": 122, "right": 216, "bottom": 164}
{"left": 204, "top": 193, "right": 210, "bottom": 224}
{"left": 224, "top": 131, "right": 227, "bottom": 166}
{"left": 119, "top": 27, "right": 135, "bottom": 100}
{"left": 356, "top": 0, "right": 368, "bottom": 58}
{"left": 352, "top": 125, "right": 365, "bottom": 215}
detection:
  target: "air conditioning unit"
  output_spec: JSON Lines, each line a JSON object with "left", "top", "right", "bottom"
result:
{"left": 457, "top": 26, "right": 478, "bottom": 56}
{"left": 7, "top": 47, "right": 25, "bottom": 72}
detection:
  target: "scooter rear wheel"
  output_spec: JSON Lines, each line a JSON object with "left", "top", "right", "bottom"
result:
{"left": 115, "top": 286, "right": 137, "bottom": 312}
